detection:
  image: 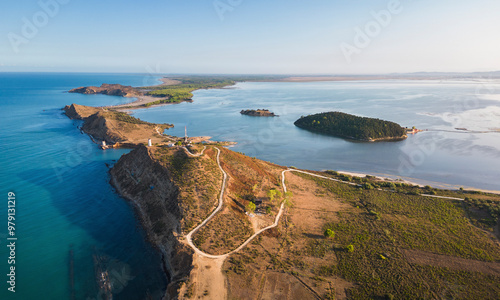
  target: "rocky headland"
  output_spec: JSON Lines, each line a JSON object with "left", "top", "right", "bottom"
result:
{"left": 69, "top": 83, "right": 142, "bottom": 97}
{"left": 63, "top": 103, "right": 173, "bottom": 147}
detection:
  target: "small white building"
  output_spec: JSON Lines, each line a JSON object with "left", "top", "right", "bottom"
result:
{"left": 148, "top": 138, "right": 152, "bottom": 147}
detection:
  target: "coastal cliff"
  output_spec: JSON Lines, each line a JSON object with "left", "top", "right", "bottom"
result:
{"left": 109, "top": 146, "right": 194, "bottom": 299}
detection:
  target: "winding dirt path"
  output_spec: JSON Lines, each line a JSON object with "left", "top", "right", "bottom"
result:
{"left": 182, "top": 146, "right": 207, "bottom": 157}
{"left": 182, "top": 160, "right": 466, "bottom": 299}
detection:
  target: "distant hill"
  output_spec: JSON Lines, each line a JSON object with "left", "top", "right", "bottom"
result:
{"left": 294, "top": 111, "right": 406, "bottom": 141}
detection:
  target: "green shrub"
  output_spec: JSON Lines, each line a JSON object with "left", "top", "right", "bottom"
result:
{"left": 246, "top": 202, "right": 256, "bottom": 213}
{"left": 324, "top": 228, "right": 335, "bottom": 238}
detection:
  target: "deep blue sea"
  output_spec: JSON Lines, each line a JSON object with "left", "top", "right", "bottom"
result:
{"left": 0, "top": 73, "right": 166, "bottom": 300}
{"left": 1, "top": 73, "right": 500, "bottom": 300}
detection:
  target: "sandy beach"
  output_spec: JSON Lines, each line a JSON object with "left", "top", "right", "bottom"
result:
{"left": 107, "top": 77, "right": 181, "bottom": 110}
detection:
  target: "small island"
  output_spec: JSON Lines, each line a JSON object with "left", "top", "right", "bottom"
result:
{"left": 294, "top": 111, "right": 407, "bottom": 142}
{"left": 240, "top": 109, "right": 277, "bottom": 117}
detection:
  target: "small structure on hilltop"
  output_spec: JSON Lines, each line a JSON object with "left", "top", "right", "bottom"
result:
{"left": 406, "top": 126, "right": 424, "bottom": 134}
{"left": 100, "top": 140, "right": 110, "bottom": 150}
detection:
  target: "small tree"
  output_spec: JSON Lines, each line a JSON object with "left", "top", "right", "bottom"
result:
{"left": 346, "top": 244, "right": 354, "bottom": 253}
{"left": 246, "top": 202, "right": 256, "bottom": 214}
{"left": 324, "top": 228, "right": 335, "bottom": 239}
{"left": 267, "top": 189, "right": 277, "bottom": 202}
{"left": 267, "top": 189, "right": 282, "bottom": 205}
{"left": 363, "top": 183, "right": 374, "bottom": 190}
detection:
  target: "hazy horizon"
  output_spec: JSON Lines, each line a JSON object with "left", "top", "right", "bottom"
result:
{"left": 2, "top": 0, "right": 500, "bottom": 74}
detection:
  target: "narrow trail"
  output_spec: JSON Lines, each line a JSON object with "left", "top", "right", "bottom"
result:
{"left": 185, "top": 147, "right": 227, "bottom": 258}
{"left": 182, "top": 146, "right": 206, "bottom": 157}
{"left": 421, "top": 194, "right": 463, "bottom": 200}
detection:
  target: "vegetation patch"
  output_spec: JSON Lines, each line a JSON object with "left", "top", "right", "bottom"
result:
{"left": 294, "top": 111, "right": 406, "bottom": 141}
{"left": 152, "top": 147, "right": 222, "bottom": 232}
{"left": 192, "top": 208, "right": 253, "bottom": 255}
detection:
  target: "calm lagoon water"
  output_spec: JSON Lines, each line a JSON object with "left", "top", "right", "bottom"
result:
{"left": 133, "top": 80, "right": 500, "bottom": 191}
{"left": 0, "top": 73, "right": 166, "bottom": 300}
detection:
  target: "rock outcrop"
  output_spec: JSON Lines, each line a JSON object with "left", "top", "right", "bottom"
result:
{"left": 240, "top": 109, "right": 277, "bottom": 117}
{"left": 63, "top": 103, "right": 101, "bottom": 119}
{"left": 109, "top": 145, "right": 194, "bottom": 299}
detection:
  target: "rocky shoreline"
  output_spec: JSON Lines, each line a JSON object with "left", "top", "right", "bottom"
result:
{"left": 62, "top": 101, "right": 222, "bottom": 299}
{"left": 109, "top": 146, "right": 194, "bottom": 299}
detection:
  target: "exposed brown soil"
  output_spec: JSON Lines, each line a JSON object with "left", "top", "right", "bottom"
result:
{"left": 178, "top": 255, "right": 226, "bottom": 300}
{"left": 223, "top": 171, "right": 356, "bottom": 300}
{"left": 402, "top": 249, "right": 500, "bottom": 276}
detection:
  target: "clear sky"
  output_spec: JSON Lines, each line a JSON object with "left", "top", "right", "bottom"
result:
{"left": 1, "top": 0, "right": 499, "bottom": 74}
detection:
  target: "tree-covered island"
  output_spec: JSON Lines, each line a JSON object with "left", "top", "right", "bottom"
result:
{"left": 294, "top": 111, "right": 407, "bottom": 142}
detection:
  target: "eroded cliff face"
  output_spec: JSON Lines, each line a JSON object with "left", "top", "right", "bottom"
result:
{"left": 82, "top": 112, "right": 126, "bottom": 143}
{"left": 63, "top": 104, "right": 123, "bottom": 143}
{"left": 109, "top": 145, "right": 194, "bottom": 299}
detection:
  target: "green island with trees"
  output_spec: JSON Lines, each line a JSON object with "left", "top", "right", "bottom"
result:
{"left": 294, "top": 111, "right": 407, "bottom": 142}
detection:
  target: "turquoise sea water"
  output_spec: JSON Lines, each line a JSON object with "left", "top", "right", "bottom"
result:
{"left": 0, "top": 73, "right": 166, "bottom": 300}
{"left": 133, "top": 80, "right": 500, "bottom": 191}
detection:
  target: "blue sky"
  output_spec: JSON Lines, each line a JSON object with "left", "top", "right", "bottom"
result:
{"left": 1, "top": 0, "right": 500, "bottom": 74}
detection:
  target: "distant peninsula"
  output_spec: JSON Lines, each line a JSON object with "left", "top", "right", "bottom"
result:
{"left": 240, "top": 109, "right": 277, "bottom": 117}
{"left": 294, "top": 111, "right": 407, "bottom": 142}
{"left": 69, "top": 83, "right": 141, "bottom": 97}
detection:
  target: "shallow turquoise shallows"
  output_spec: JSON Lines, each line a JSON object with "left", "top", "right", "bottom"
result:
{"left": 0, "top": 73, "right": 166, "bottom": 300}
